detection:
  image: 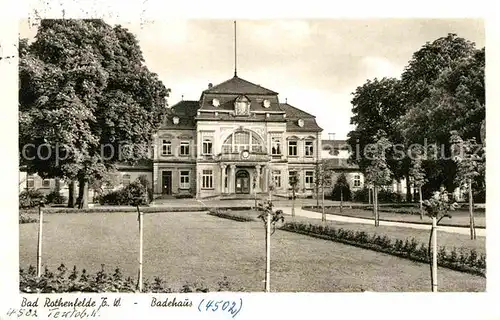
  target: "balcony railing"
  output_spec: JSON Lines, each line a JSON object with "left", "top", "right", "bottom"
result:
{"left": 212, "top": 151, "right": 271, "bottom": 163}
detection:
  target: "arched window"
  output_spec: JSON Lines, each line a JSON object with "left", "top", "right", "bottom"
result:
{"left": 222, "top": 131, "right": 265, "bottom": 153}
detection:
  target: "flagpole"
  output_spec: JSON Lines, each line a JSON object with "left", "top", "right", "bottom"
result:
{"left": 234, "top": 20, "right": 237, "bottom": 77}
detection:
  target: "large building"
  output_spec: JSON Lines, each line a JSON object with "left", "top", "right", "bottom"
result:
{"left": 152, "top": 75, "right": 323, "bottom": 199}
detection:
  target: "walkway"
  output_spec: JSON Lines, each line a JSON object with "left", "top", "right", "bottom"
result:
{"left": 276, "top": 206, "right": 486, "bottom": 237}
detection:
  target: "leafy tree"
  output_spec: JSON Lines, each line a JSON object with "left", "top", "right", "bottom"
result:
{"left": 332, "top": 173, "right": 350, "bottom": 213}
{"left": 347, "top": 78, "right": 405, "bottom": 164}
{"left": 422, "top": 187, "right": 458, "bottom": 291}
{"left": 364, "top": 130, "right": 393, "bottom": 226}
{"left": 408, "top": 145, "right": 427, "bottom": 219}
{"left": 289, "top": 172, "right": 300, "bottom": 220}
{"left": 19, "top": 19, "right": 170, "bottom": 208}
{"left": 398, "top": 34, "right": 484, "bottom": 193}
{"left": 257, "top": 200, "right": 285, "bottom": 235}
{"left": 314, "top": 161, "right": 329, "bottom": 222}
{"left": 450, "top": 130, "right": 485, "bottom": 240}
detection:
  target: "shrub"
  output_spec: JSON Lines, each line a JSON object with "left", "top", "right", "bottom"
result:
{"left": 19, "top": 189, "right": 45, "bottom": 209}
{"left": 19, "top": 212, "right": 38, "bottom": 224}
{"left": 207, "top": 209, "right": 256, "bottom": 222}
{"left": 46, "top": 190, "right": 67, "bottom": 205}
{"left": 137, "top": 175, "right": 153, "bottom": 203}
{"left": 99, "top": 180, "right": 149, "bottom": 206}
{"left": 377, "top": 189, "right": 405, "bottom": 203}
{"left": 331, "top": 174, "right": 351, "bottom": 201}
{"left": 352, "top": 188, "right": 369, "bottom": 202}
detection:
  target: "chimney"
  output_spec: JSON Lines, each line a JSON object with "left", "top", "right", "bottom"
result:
{"left": 208, "top": 83, "right": 213, "bottom": 89}
{"left": 328, "top": 133, "right": 336, "bottom": 140}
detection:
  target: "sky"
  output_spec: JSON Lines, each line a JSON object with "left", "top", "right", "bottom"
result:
{"left": 19, "top": 19, "right": 484, "bottom": 139}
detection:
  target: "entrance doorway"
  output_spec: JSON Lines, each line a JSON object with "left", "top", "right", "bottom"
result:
{"left": 162, "top": 171, "right": 172, "bottom": 195}
{"left": 235, "top": 170, "right": 250, "bottom": 194}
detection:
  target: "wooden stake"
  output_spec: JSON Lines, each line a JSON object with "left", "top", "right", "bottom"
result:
{"left": 468, "top": 178, "right": 476, "bottom": 240}
{"left": 419, "top": 186, "right": 423, "bottom": 220}
{"left": 265, "top": 191, "right": 271, "bottom": 292}
{"left": 432, "top": 217, "right": 438, "bottom": 292}
{"left": 137, "top": 207, "right": 144, "bottom": 292}
{"left": 36, "top": 204, "right": 43, "bottom": 277}
{"left": 321, "top": 183, "right": 325, "bottom": 223}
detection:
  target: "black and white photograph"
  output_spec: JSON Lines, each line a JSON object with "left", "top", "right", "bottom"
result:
{"left": 13, "top": 16, "right": 487, "bottom": 298}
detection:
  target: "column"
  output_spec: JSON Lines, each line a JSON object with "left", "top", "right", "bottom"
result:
{"left": 255, "top": 165, "right": 261, "bottom": 192}
{"left": 229, "top": 165, "right": 236, "bottom": 194}
{"left": 263, "top": 166, "right": 269, "bottom": 193}
{"left": 153, "top": 163, "right": 159, "bottom": 194}
{"left": 220, "top": 164, "right": 227, "bottom": 194}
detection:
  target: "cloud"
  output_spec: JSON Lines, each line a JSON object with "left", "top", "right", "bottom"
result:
{"left": 360, "top": 56, "right": 403, "bottom": 80}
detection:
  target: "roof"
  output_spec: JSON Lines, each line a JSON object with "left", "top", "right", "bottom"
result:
{"left": 170, "top": 100, "right": 200, "bottom": 117}
{"left": 280, "top": 103, "right": 322, "bottom": 132}
{"left": 203, "top": 75, "right": 278, "bottom": 95}
{"left": 162, "top": 100, "right": 200, "bottom": 129}
{"left": 279, "top": 103, "right": 315, "bottom": 118}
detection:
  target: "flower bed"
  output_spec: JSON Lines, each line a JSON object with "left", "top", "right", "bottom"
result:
{"left": 207, "top": 209, "right": 257, "bottom": 222}
{"left": 20, "top": 264, "right": 243, "bottom": 293}
{"left": 280, "top": 221, "right": 485, "bottom": 277}
{"left": 19, "top": 212, "right": 38, "bottom": 224}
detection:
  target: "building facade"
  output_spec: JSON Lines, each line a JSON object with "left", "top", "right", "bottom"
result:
{"left": 152, "top": 75, "right": 323, "bottom": 199}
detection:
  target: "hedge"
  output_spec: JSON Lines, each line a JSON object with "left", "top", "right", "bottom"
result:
{"left": 280, "top": 222, "right": 486, "bottom": 277}
{"left": 207, "top": 209, "right": 256, "bottom": 222}
{"left": 20, "top": 264, "right": 244, "bottom": 293}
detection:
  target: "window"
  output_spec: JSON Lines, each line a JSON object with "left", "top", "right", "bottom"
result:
{"left": 179, "top": 171, "right": 190, "bottom": 189}
{"left": 271, "top": 137, "right": 282, "bottom": 155}
{"left": 122, "top": 174, "right": 131, "bottom": 186}
{"left": 272, "top": 170, "right": 281, "bottom": 188}
{"left": 42, "top": 179, "right": 51, "bottom": 188}
{"left": 305, "top": 171, "right": 314, "bottom": 189}
{"left": 288, "top": 170, "right": 298, "bottom": 188}
{"left": 288, "top": 140, "right": 298, "bottom": 156}
{"left": 202, "top": 139, "right": 213, "bottom": 155}
{"left": 305, "top": 141, "right": 314, "bottom": 157}
{"left": 354, "top": 175, "right": 361, "bottom": 188}
{"left": 202, "top": 170, "right": 213, "bottom": 189}
{"left": 180, "top": 141, "right": 190, "bottom": 156}
{"left": 162, "top": 140, "right": 172, "bottom": 155}
{"left": 27, "top": 175, "right": 34, "bottom": 189}
{"left": 222, "top": 131, "right": 265, "bottom": 153}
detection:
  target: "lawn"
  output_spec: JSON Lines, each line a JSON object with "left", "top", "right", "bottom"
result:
{"left": 19, "top": 211, "right": 485, "bottom": 292}
{"left": 306, "top": 207, "right": 486, "bottom": 228}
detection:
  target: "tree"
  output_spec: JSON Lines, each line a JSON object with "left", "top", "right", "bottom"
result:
{"left": 332, "top": 173, "right": 350, "bottom": 213}
{"left": 450, "top": 130, "right": 485, "bottom": 240}
{"left": 257, "top": 200, "right": 284, "bottom": 292}
{"left": 398, "top": 34, "right": 484, "bottom": 193}
{"left": 347, "top": 78, "right": 407, "bottom": 189}
{"left": 314, "top": 161, "right": 329, "bottom": 222}
{"left": 364, "top": 130, "right": 393, "bottom": 227}
{"left": 422, "top": 187, "right": 458, "bottom": 292}
{"left": 289, "top": 172, "right": 300, "bottom": 220}
{"left": 408, "top": 145, "right": 427, "bottom": 219}
{"left": 19, "top": 19, "right": 170, "bottom": 209}
{"left": 253, "top": 173, "right": 258, "bottom": 209}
